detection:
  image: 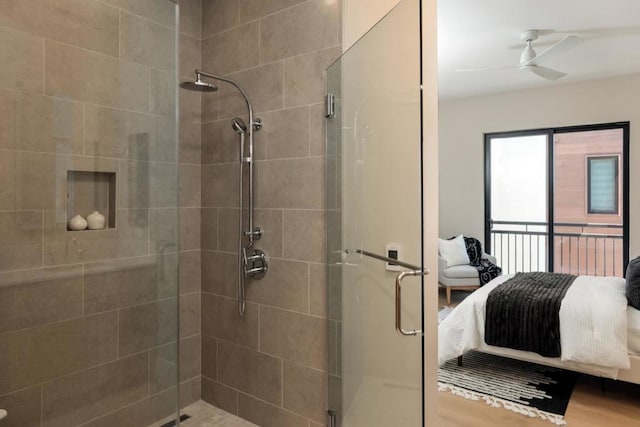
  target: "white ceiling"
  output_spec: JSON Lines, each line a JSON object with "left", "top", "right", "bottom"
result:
{"left": 438, "top": 0, "right": 640, "bottom": 99}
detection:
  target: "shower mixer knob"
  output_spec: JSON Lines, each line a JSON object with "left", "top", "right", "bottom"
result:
{"left": 244, "top": 248, "right": 269, "bottom": 280}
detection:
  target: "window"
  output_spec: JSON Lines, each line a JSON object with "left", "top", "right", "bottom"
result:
{"left": 587, "top": 155, "right": 619, "bottom": 214}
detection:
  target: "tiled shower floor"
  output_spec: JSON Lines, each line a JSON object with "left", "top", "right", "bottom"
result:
{"left": 152, "top": 400, "right": 258, "bottom": 427}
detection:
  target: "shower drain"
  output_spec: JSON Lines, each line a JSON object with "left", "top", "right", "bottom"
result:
{"left": 160, "top": 413, "right": 191, "bottom": 427}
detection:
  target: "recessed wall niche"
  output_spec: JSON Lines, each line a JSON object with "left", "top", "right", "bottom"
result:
{"left": 66, "top": 171, "right": 116, "bottom": 230}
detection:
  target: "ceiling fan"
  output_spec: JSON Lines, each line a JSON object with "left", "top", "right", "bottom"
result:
{"left": 457, "top": 30, "right": 583, "bottom": 80}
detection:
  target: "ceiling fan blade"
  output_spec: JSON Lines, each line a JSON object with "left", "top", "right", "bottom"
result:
{"left": 523, "top": 34, "right": 583, "bottom": 65}
{"left": 527, "top": 65, "right": 567, "bottom": 80}
{"left": 456, "top": 65, "right": 517, "bottom": 72}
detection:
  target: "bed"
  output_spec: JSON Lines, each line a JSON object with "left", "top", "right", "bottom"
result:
{"left": 438, "top": 273, "right": 640, "bottom": 385}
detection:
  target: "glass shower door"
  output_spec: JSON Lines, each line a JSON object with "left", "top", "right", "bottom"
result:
{"left": 326, "top": 0, "right": 424, "bottom": 426}
{"left": 0, "top": 1, "right": 181, "bottom": 426}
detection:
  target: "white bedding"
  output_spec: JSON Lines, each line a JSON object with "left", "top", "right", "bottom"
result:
{"left": 628, "top": 306, "right": 640, "bottom": 355}
{"left": 439, "top": 274, "right": 631, "bottom": 375}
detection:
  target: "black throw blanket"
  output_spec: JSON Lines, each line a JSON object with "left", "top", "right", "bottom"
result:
{"left": 485, "top": 272, "right": 577, "bottom": 357}
{"left": 463, "top": 237, "right": 501, "bottom": 286}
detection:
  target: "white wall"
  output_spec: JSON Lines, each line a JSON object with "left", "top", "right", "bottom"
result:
{"left": 439, "top": 72, "right": 640, "bottom": 258}
{"left": 342, "top": 0, "right": 401, "bottom": 50}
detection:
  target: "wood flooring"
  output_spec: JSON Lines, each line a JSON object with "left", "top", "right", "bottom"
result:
{"left": 438, "top": 288, "right": 640, "bottom": 426}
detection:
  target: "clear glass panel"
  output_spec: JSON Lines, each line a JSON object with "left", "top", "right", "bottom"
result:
{"left": 554, "top": 128, "right": 624, "bottom": 276}
{"left": 326, "top": 1, "right": 423, "bottom": 426}
{"left": 489, "top": 134, "right": 548, "bottom": 274}
{"left": 0, "top": 1, "right": 180, "bottom": 425}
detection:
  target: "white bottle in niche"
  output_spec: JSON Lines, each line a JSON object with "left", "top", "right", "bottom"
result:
{"left": 68, "top": 214, "right": 88, "bottom": 231}
{"left": 87, "top": 211, "right": 106, "bottom": 230}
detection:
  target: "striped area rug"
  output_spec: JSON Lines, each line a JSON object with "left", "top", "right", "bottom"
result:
{"left": 438, "top": 351, "right": 578, "bottom": 425}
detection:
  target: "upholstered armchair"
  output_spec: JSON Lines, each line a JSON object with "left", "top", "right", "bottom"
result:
{"left": 438, "top": 252, "right": 497, "bottom": 305}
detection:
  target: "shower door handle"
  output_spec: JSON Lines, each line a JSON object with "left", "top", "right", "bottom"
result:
{"left": 395, "top": 269, "right": 429, "bottom": 336}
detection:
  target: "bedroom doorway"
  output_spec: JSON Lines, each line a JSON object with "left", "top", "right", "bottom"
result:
{"left": 485, "top": 123, "right": 629, "bottom": 277}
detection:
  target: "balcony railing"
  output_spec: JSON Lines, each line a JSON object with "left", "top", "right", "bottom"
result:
{"left": 490, "top": 220, "right": 624, "bottom": 277}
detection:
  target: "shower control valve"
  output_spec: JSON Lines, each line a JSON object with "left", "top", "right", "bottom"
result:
{"left": 243, "top": 248, "right": 269, "bottom": 280}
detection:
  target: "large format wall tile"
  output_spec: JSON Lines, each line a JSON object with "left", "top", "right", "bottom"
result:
{"left": 180, "top": 119, "right": 202, "bottom": 164}
{"left": 0, "top": 27, "right": 44, "bottom": 93}
{"left": 0, "top": 0, "right": 119, "bottom": 56}
{"left": 100, "top": 0, "right": 176, "bottom": 28}
{"left": 84, "top": 255, "right": 176, "bottom": 314}
{"left": 0, "top": 154, "right": 15, "bottom": 211}
{"left": 119, "top": 160, "right": 178, "bottom": 208}
{"left": 217, "top": 340, "right": 282, "bottom": 405}
{"left": 0, "top": 211, "right": 43, "bottom": 272}
{"left": 283, "top": 361, "right": 327, "bottom": 423}
{"left": 16, "top": 92, "right": 84, "bottom": 154}
{"left": 283, "top": 210, "right": 326, "bottom": 263}
{"left": 152, "top": 69, "right": 178, "bottom": 117}
{"left": 237, "top": 393, "right": 308, "bottom": 427}
{"left": 202, "top": 250, "right": 236, "bottom": 297}
{"left": 245, "top": 258, "right": 308, "bottom": 313}
{"left": 253, "top": 209, "right": 284, "bottom": 258}
{"left": 0, "top": 312, "right": 118, "bottom": 396}
{"left": 0, "top": 90, "right": 16, "bottom": 150}
{"left": 202, "top": 294, "right": 259, "bottom": 349}
{"left": 179, "top": 250, "right": 201, "bottom": 295}
{"left": 260, "top": 306, "right": 327, "bottom": 371}
{"left": 45, "top": 41, "right": 150, "bottom": 112}
{"left": 180, "top": 34, "right": 202, "bottom": 78}
{"left": 41, "top": 354, "right": 148, "bottom": 427}
{"left": 202, "top": 22, "right": 259, "bottom": 75}
{"left": 218, "top": 62, "right": 284, "bottom": 118}
{"left": 180, "top": 377, "right": 201, "bottom": 407}
{"left": 0, "top": 265, "right": 83, "bottom": 333}
{"left": 202, "top": 120, "right": 238, "bottom": 164}
{"left": 202, "top": 0, "right": 240, "bottom": 38}
{"left": 201, "top": 377, "right": 238, "bottom": 415}
{"left": 256, "top": 158, "right": 324, "bottom": 209}
{"left": 284, "top": 46, "right": 342, "bottom": 107}
{"left": 0, "top": 385, "right": 42, "bottom": 427}
{"left": 201, "top": 335, "right": 218, "bottom": 380}
{"left": 121, "top": 12, "right": 176, "bottom": 71}
{"left": 81, "top": 388, "right": 177, "bottom": 427}
{"left": 15, "top": 152, "right": 56, "bottom": 210}
{"left": 259, "top": 0, "right": 339, "bottom": 63}
{"left": 180, "top": 292, "right": 201, "bottom": 337}
{"left": 179, "top": 164, "right": 202, "bottom": 207}
{"left": 179, "top": 0, "right": 202, "bottom": 39}
{"left": 118, "top": 298, "right": 178, "bottom": 356}
{"left": 84, "top": 104, "right": 176, "bottom": 162}
{"left": 202, "top": 163, "right": 239, "bottom": 207}
{"left": 239, "top": 0, "right": 307, "bottom": 23}
{"left": 254, "top": 107, "right": 310, "bottom": 160}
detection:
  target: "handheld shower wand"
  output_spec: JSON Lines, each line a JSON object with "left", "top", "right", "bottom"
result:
{"left": 183, "top": 70, "right": 269, "bottom": 316}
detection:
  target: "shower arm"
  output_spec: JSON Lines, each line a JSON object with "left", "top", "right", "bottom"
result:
{"left": 196, "top": 70, "right": 261, "bottom": 246}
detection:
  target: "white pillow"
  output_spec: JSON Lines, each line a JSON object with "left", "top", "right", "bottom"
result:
{"left": 438, "top": 234, "right": 470, "bottom": 267}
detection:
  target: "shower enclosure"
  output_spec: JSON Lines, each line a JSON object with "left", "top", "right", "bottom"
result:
{"left": 0, "top": 1, "right": 182, "bottom": 426}
{"left": 325, "top": 0, "right": 425, "bottom": 426}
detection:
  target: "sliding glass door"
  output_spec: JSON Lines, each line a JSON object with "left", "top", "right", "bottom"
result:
{"left": 486, "top": 123, "right": 629, "bottom": 277}
{"left": 486, "top": 132, "right": 549, "bottom": 274}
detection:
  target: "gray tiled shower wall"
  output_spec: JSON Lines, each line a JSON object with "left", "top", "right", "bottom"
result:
{"left": 0, "top": 0, "right": 201, "bottom": 426}
{"left": 199, "top": 0, "right": 341, "bottom": 426}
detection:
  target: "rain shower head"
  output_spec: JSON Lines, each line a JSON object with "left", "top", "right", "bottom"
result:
{"left": 231, "top": 117, "right": 247, "bottom": 134}
{"left": 180, "top": 72, "right": 218, "bottom": 92}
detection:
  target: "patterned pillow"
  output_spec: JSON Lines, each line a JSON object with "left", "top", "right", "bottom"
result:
{"left": 626, "top": 256, "right": 640, "bottom": 309}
